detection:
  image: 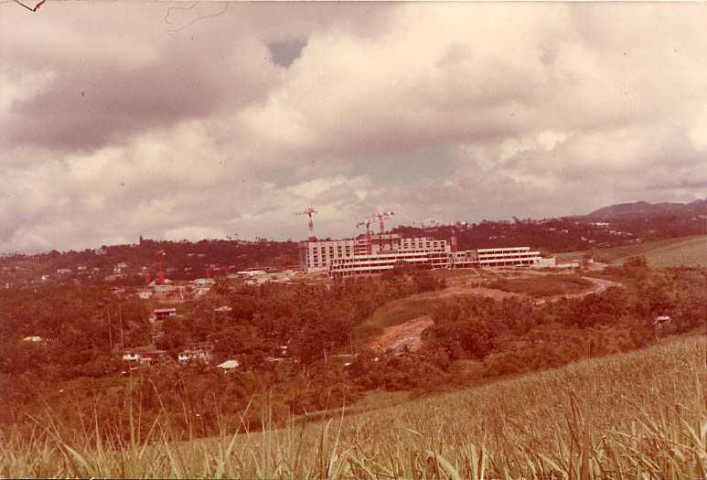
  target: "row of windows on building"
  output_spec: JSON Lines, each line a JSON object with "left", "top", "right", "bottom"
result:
{"left": 310, "top": 246, "right": 352, "bottom": 255}
{"left": 477, "top": 248, "right": 530, "bottom": 254}
{"left": 478, "top": 254, "right": 540, "bottom": 261}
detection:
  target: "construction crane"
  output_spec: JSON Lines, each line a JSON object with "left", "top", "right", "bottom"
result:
{"left": 700, "top": 215, "right": 707, "bottom": 235}
{"left": 356, "top": 218, "right": 373, "bottom": 255}
{"left": 297, "top": 207, "right": 318, "bottom": 241}
{"left": 373, "top": 211, "right": 395, "bottom": 234}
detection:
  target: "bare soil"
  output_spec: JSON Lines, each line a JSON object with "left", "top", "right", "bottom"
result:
{"left": 367, "top": 315, "right": 434, "bottom": 353}
{"left": 366, "top": 273, "right": 623, "bottom": 352}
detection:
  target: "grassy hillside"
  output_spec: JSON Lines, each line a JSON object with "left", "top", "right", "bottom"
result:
{"left": 357, "top": 272, "right": 595, "bottom": 339}
{"left": 356, "top": 294, "right": 440, "bottom": 338}
{"left": 560, "top": 235, "right": 707, "bottom": 268}
{"left": 3, "top": 335, "right": 704, "bottom": 478}
{"left": 489, "top": 274, "right": 593, "bottom": 297}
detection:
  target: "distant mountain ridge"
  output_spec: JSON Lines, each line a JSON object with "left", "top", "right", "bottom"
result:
{"left": 586, "top": 199, "right": 707, "bottom": 219}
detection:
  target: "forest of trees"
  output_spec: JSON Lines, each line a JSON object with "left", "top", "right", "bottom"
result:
{"left": 0, "top": 237, "right": 300, "bottom": 286}
{"left": 394, "top": 212, "right": 706, "bottom": 253}
{"left": 0, "top": 261, "right": 704, "bottom": 441}
{"left": 1, "top": 206, "right": 704, "bottom": 288}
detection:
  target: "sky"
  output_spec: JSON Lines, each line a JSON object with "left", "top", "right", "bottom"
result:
{"left": 1, "top": 2, "right": 706, "bottom": 253}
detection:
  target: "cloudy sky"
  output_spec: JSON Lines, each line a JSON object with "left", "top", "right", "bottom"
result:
{"left": 1, "top": 2, "right": 706, "bottom": 253}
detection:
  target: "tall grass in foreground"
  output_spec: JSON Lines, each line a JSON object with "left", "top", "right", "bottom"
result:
{"left": 1, "top": 335, "right": 705, "bottom": 479}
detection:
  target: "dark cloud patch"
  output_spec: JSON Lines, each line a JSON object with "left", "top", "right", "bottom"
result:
{"left": 268, "top": 37, "right": 308, "bottom": 68}
{"left": 3, "top": 44, "right": 275, "bottom": 151}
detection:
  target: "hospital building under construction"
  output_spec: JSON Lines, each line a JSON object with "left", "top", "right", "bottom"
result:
{"left": 298, "top": 233, "right": 557, "bottom": 278}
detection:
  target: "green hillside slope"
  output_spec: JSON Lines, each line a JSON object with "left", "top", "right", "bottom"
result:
{"left": 3, "top": 335, "right": 704, "bottom": 479}
{"left": 561, "top": 235, "right": 707, "bottom": 268}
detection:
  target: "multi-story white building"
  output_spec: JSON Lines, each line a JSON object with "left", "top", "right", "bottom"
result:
{"left": 475, "top": 247, "right": 543, "bottom": 267}
{"left": 300, "top": 233, "right": 553, "bottom": 278}
{"left": 330, "top": 250, "right": 451, "bottom": 278}
{"left": 299, "top": 234, "right": 450, "bottom": 274}
{"left": 298, "top": 238, "right": 356, "bottom": 273}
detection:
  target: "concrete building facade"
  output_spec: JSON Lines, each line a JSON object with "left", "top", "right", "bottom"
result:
{"left": 300, "top": 233, "right": 555, "bottom": 278}
{"left": 475, "top": 247, "right": 543, "bottom": 267}
{"left": 299, "top": 234, "right": 451, "bottom": 274}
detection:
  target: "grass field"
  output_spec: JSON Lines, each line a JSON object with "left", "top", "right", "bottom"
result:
{"left": 2, "top": 335, "right": 705, "bottom": 478}
{"left": 356, "top": 270, "right": 500, "bottom": 339}
{"left": 559, "top": 235, "right": 707, "bottom": 268}
{"left": 489, "top": 274, "right": 593, "bottom": 298}
{"left": 357, "top": 272, "right": 599, "bottom": 339}
{"left": 357, "top": 295, "right": 440, "bottom": 338}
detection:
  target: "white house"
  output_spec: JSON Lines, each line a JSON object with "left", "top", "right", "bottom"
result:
{"left": 137, "top": 290, "right": 153, "bottom": 300}
{"left": 178, "top": 349, "right": 213, "bottom": 364}
{"left": 122, "top": 348, "right": 168, "bottom": 365}
{"left": 152, "top": 308, "right": 177, "bottom": 321}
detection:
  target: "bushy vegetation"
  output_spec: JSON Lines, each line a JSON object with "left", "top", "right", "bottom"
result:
{"left": 0, "top": 286, "right": 151, "bottom": 380}
{"left": 488, "top": 274, "right": 593, "bottom": 298}
{"left": 0, "top": 237, "right": 299, "bottom": 286}
{"left": 1, "top": 261, "right": 704, "bottom": 448}
{"left": 1, "top": 335, "right": 704, "bottom": 478}
{"left": 394, "top": 210, "right": 706, "bottom": 253}
{"left": 0, "top": 270, "right": 448, "bottom": 437}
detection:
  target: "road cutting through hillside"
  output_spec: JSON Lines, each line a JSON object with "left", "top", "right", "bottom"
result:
{"left": 367, "top": 315, "right": 434, "bottom": 353}
{"left": 536, "top": 276, "right": 622, "bottom": 304}
{"left": 367, "top": 275, "right": 623, "bottom": 353}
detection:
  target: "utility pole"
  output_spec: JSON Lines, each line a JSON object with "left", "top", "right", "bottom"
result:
{"left": 106, "top": 308, "right": 113, "bottom": 351}
{"left": 119, "top": 304, "right": 125, "bottom": 348}
{"left": 699, "top": 215, "right": 707, "bottom": 235}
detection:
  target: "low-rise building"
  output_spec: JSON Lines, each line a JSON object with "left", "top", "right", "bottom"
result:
{"left": 235, "top": 270, "right": 268, "bottom": 278}
{"left": 152, "top": 308, "right": 177, "bottom": 322}
{"left": 137, "top": 289, "right": 153, "bottom": 300}
{"left": 178, "top": 348, "right": 213, "bottom": 364}
{"left": 122, "top": 347, "right": 168, "bottom": 365}
{"left": 475, "top": 247, "right": 543, "bottom": 267}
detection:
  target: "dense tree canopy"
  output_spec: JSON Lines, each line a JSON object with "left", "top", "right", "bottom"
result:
{"left": 0, "top": 264, "right": 704, "bottom": 441}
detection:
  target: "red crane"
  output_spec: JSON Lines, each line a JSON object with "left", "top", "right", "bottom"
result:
{"left": 356, "top": 218, "right": 373, "bottom": 255}
{"left": 373, "top": 211, "right": 395, "bottom": 234}
{"left": 297, "top": 207, "right": 318, "bottom": 241}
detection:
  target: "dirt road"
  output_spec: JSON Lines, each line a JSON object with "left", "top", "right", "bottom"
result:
{"left": 536, "top": 276, "right": 622, "bottom": 304}
{"left": 367, "top": 274, "right": 623, "bottom": 352}
{"left": 367, "top": 315, "right": 434, "bottom": 354}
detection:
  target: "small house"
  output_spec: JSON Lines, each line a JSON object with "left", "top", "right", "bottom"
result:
{"left": 178, "top": 348, "right": 213, "bottom": 364}
{"left": 137, "top": 290, "right": 153, "bottom": 300}
{"left": 122, "top": 347, "right": 168, "bottom": 365}
{"left": 153, "top": 308, "right": 177, "bottom": 322}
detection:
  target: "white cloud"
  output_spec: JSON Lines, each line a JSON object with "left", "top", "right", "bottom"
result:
{"left": 1, "top": 2, "right": 706, "bottom": 252}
